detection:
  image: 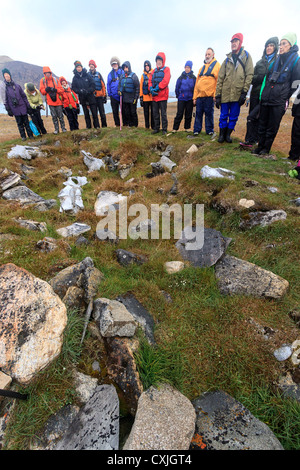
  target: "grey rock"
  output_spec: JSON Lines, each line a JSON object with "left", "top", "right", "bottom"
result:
{"left": 278, "top": 373, "right": 300, "bottom": 402}
{"left": 81, "top": 150, "right": 105, "bottom": 172}
{"left": 200, "top": 165, "right": 235, "bottom": 180}
{"left": 3, "top": 185, "right": 45, "bottom": 204}
{"left": 240, "top": 210, "right": 287, "bottom": 229}
{"left": 55, "top": 385, "right": 119, "bottom": 450}
{"left": 93, "top": 298, "right": 136, "bottom": 338}
{"left": 73, "top": 370, "right": 98, "bottom": 403}
{"left": 273, "top": 344, "right": 293, "bottom": 361}
{"left": 215, "top": 255, "right": 289, "bottom": 299}
{"left": 123, "top": 384, "right": 196, "bottom": 450}
{"left": 13, "top": 218, "right": 47, "bottom": 232}
{"left": 33, "top": 199, "right": 57, "bottom": 212}
{"left": 176, "top": 227, "right": 231, "bottom": 267}
{"left": 0, "top": 169, "right": 21, "bottom": 192}
{"left": 116, "top": 293, "right": 155, "bottom": 344}
{"left": 56, "top": 223, "right": 91, "bottom": 238}
{"left": 116, "top": 249, "right": 147, "bottom": 266}
{"left": 75, "top": 235, "right": 90, "bottom": 246}
{"left": 192, "top": 390, "right": 284, "bottom": 450}
{"left": 290, "top": 197, "right": 300, "bottom": 206}
{"left": 95, "top": 227, "right": 119, "bottom": 243}
{"left": 94, "top": 190, "right": 126, "bottom": 216}
{"left": 7, "top": 145, "right": 46, "bottom": 160}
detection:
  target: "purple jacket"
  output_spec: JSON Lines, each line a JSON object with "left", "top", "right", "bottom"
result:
{"left": 5, "top": 80, "right": 30, "bottom": 116}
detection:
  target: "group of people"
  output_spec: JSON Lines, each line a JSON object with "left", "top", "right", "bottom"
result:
{"left": 2, "top": 32, "right": 300, "bottom": 177}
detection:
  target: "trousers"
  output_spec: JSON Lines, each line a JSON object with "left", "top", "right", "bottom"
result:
{"left": 173, "top": 99, "right": 194, "bottom": 130}
{"left": 219, "top": 101, "right": 241, "bottom": 130}
{"left": 152, "top": 100, "right": 168, "bottom": 131}
{"left": 194, "top": 96, "right": 214, "bottom": 133}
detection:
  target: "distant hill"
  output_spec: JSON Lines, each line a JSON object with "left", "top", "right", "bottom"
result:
{"left": 0, "top": 55, "right": 59, "bottom": 103}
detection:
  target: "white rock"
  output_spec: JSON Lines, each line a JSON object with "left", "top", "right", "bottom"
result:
{"left": 57, "top": 223, "right": 91, "bottom": 238}
{"left": 159, "top": 155, "right": 176, "bottom": 172}
{"left": 200, "top": 165, "right": 235, "bottom": 180}
{"left": 273, "top": 345, "right": 293, "bottom": 361}
{"left": 164, "top": 261, "right": 185, "bottom": 274}
{"left": 186, "top": 144, "right": 198, "bottom": 154}
{"left": 7, "top": 145, "right": 46, "bottom": 160}
{"left": 81, "top": 150, "right": 105, "bottom": 172}
{"left": 239, "top": 198, "right": 255, "bottom": 208}
{"left": 95, "top": 298, "right": 136, "bottom": 337}
{"left": 94, "top": 190, "right": 126, "bottom": 216}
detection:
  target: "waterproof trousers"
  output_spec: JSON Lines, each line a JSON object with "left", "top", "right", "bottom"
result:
{"left": 194, "top": 97, "right": 214, "bottom": 134}
{"left": 173, "top": 99, "right": 194, "bottom": 130}
{"left": 257, "top": 104, "right": 285, "bottom": 153}
{"left": 152, "top": 100, "right": 168, "bottom": 132}
{"left": 219, "top": 102, "right": 241, "bottom": 130}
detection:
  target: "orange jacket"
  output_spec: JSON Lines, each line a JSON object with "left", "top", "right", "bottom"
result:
{"left": 59, "top": 77, "right": 79, "bottom": 109}
{"left": 40, "top": 66, "right": 64, "bottom": 106}
{"left": 140, "top": 70, "right": 153, "bottom": 102}
{"left": 193, "top": 60, "right": 220, "bottom": 99}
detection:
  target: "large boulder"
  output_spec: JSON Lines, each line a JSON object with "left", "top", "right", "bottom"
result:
{"left": 0, "top": 263, "right": 67, "bottom": 384}
{"left": 215, "top": 255, "right": 289, "bottom": 299}
{"left": 123, "top": 384, "right": 196, "bottom": 450}
{"left": 192, "top": 390, "right": 284, "bottom": 450}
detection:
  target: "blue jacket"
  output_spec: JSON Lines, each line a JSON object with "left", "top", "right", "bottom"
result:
{"left": 175, "top": 71, "right": 196, "bottom": 101}
{"left": 107, "top": 68, "right": 124, "bottom": 101}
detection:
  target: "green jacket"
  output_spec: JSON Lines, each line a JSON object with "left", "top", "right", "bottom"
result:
{"left": 24, "top": 83, "right": 44, "bottom": 109}
{"left": 215, "top": 47, "right": 254, "bottom": 103}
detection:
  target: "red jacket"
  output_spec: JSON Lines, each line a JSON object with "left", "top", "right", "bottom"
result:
{"left": 59, "top": 77, "right": 79, "bottom": 109}
{"left": 148, "top": 52, "right": 171, "bottom": 102}
{"left": 40, "top": 66, "right": 64, "bottom": 106}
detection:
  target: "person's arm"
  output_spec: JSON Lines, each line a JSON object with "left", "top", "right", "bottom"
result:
{"left": 158, "top": 66, "right": 171, "bottom": 90}
{"left": 243, "top": 54, "right": 254, "bottom": 93}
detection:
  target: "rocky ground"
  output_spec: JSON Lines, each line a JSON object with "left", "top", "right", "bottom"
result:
{"left": 0, "top": 102, "right": 299, "bottom": 451}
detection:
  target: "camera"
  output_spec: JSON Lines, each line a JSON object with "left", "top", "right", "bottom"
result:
{"left": 12, "top": 97, "right": 19, "bottom": 107}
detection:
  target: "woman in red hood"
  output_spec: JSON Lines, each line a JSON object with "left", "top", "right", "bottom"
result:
{"left": 59, "top": 77, "right": 79, "bottom": 131}
{"left": 40, "top": 66, "right": 66, "bottom": 134}
{"left": 148, "top": 52, "right": 171, "bottom": 134}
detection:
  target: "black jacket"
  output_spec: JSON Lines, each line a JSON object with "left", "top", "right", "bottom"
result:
{"left": 292, "top": 91, "right": 300, "bottom": 117}
{"left": 251, "top": 37, "right": 279, "bottom": 98}
{"left": 261, "top": 45, "right": 300, "bottom": 107}
{"left": 71, "top": 68, "right": 96, "bottom": 105}
{"left": 118, "top": 61, "right": 140, "bottom": 104}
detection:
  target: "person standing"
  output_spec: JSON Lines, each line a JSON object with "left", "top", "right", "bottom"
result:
{"left": 254, "top": 32, "right": 300, "bottom": 156}
{"left": 59, "top": 77, "right": 79, "bottom": 131}
{"left": 242, "top": 37, "right": 279, "bottom": 147}
{"left": 88, "top": 59, "right": 107, "bottom": 128}
{"left": 193, "top": 49, "right": 220, "bottom": 136}
{"left": 118, "top": 61, "right": 140, "bottom": 127}
{"left": 215, "top": 33, "right": 253, "bottom": 143}
{"left": 148, "top": 52, "right": 171, "bottom": 135}
{"left": 140, "top": 60, "right": 154, "bottom": 129}
{"left": 172, "top": 61, "right": 196, "bottom": 133}
{"left": 289, "top": 87, "right": 300, "bottom": 162}
{"left": 107, "top": 57, "right": 124, "bottom": 127}
{"left": 71, "top": 61, "right": 100, "bottom": 129}
{"left": 24, "top": 82, "right": 47, "bottom": 135}
{"left": 3, "top": 68, "right": 33, "bottom": 141}
{"left": 40, "top": 66, "right": 66, "bottom": 134}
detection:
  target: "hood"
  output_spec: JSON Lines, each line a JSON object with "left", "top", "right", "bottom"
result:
{"left": 43, "top": 66, "right": 52, "bottom": 76}
{"left": 144, "top": 60, "right": 151, "bottom": 71}
{"left": 122, "top": 61, "right": 132, "bottom": 73}
{"left": 59, "top": 76, "right": 68, "bottom": 86}
{"left": 155, "top": 52, "right": 166, "bottom": 68}
{"left": 263, "top": 37, "right": 279, "bottom": 57}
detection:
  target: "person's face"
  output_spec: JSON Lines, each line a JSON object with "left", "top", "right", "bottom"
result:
{"left": 89, "top": 64, "right": 95, "bottom": 72}
{"left": 279, "top": 39, "right": 291, "bottom": 54}
{"left": 61, "top": 80, "right": 67, "bottom": 87}
{"left": 145, "top": 64, "right": 150, "bottom": 72}
{"left": 76, "top": 65, "right": 83, "bottom": 73}
{"left": 231, "top": 39, "right": 240, "bottom": 53}
{"left": 45, "top": 72, "right": 51, "bottom": 78}
{"left": 185, "top": 66, "right": 191, "bottom": 74}
{"left": 124, "top": 66, "right": 129, "bottom": 73}
{"left": 112, "top": 63, "right": 119, "bottom": 70}
{"left": 205, "top": 49, "right": 214, "bottom": 62}
{"left": 4, "top": 73, "right": 11, "bottom": 82}
{"left": 156, "top": 59, "right": 163, "bottom": 68}
{"left": 266, "top": 43, "right": 275, "bottom": 55}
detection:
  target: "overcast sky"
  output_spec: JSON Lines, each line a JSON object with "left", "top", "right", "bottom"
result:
{"left": 1, "top": 0, "right": 300, "bottom": 91}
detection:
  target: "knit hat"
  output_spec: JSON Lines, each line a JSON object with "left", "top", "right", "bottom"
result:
{"left": 231, "top": 33, "right": 243, "bottom": 45}
{"left": 74, "top": 60, "right": 82, "bottom": 67}
{"left": 89, "top": 59, "right": 97, "bottom": 68}
{"left": 2, "top": 68, "right": 11, "bottom": 78}
{"left": 185, "top": 60, "right": 193, "bottom": 69}
{"left": 26, "top": 82, "right": 35, "bottom": 92}
{"left": 281, "top": 32, "right": 297, "bottom": 46}
{"left": 110, "top": 56, "right": 120, "bottom": 67}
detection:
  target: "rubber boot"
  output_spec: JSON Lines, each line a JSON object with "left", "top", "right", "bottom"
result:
{"left": 218, "top": 127, "right": 226, "bottom": 143}
{"left": 225, "top": 128, "right": 233, "bottom": 143}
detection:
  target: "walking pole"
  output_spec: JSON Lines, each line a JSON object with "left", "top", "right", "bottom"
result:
{"left": 120, "top": 95, "right": 122, "bottom": 131}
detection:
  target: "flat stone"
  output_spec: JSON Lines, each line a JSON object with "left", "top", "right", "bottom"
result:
{"left": 55, "top": 385, "right": 119, "bottom": 450}
{"left": 94, "top": 190, "right": 126, "bottom": 216}
{"left": 94, "top": 298, "right": 136, "bottom": 338}
{"left": 13, "top": 218, "right": 47, "bottom": 232}
{"left": 0, "top": 169, "right": 21, "bottom": 192}
{"left": 164, "top": 261, "right": 185, "bottom": 274}
{"left": 3, "top": 186, "right": 45, "bottom": 204}
{"left": 56, "top": 223, "right": 91, "bottom": 238}
{"left": 123, "top": 384, "right": 196, "bottom": 450}
{"left": 192, "top": 390, "right": 284, "bottom": 450}
{"left": 176, "top": 227, "right": 231, "bottom": 267}
{"left": 238, "top": 198, "right": 255, "bottom": 208}
{"left": 240, "top": 210, "right": 287, "bottom": 229}
{"left": 7, "top": 145, "right": 46, "bottom": 160}
{"left": 200, "top": 165, "right": 235, "bottom": 180}
{"left": 116, "top": 249, "right": 147, "bottom": 266}
{"left": 215, "top": 255, "right": 289, "bottom": 299}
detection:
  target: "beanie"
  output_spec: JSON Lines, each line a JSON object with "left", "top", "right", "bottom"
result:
{"left": 2, "top": 68, "right": 11, "bottom": 78}
{"left": 110, "top": 56, "right": 120, "bottom": 67}
{"left": 185, "top": 60, "right": 193, "bottom": 69}
{"left": 89, "top": 59, "right": 97, "bottom": 68}
{"left": 281, "top": 32, "right": 297, "bottom": 46}
{"left": 74, "top": 60, "right": 82, "bottom": 67}
{"left": 231, "top": 33, "right": 243, "bottom": 45}
{"left": 26, "top": 82, "right": 35, "bottom": 92}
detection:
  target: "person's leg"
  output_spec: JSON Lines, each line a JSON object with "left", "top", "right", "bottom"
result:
{"left": 65, "top": 107, "right": 75, "bottom": 130}
{"left": 150, "top": 102, "right": 155, "bottom": 129}
{"left": 173, "top": 100, "right": 185, "bottom": 131}
{"left": 152, "top": 101, "right": 160, "bottom": 132}
{"left": 81, "top": 103, "right": 92, "bottom": 129}
{"left": 130, "top": 102, "right": 138, "bottom": 127}
{"left": 204, "top": 97, "right": 214, "bottom": 134}
{"left": 97, "top": 97, "right": 107, "bottom": 127}
{"left": 160, "top": 100, "right": 168, "bottom": 133}
{"left": 110, "top": 97, "right": 120, "bottom": 126}
{"left": 143, "top": 101, "right": 150, "bottom": 128}
{"left": 50, "top": 105, "right": 59, "bottom": 133}
{"left": 289, "top": 116, "right": 300, "bottom": 160}
{"left": 23, "top": 114, "right": 34, "bottom": 138}
{"left": 227, "top": 101, "right": 241, "bottom": 130}
{"left": 245, "top": 104, "right": 260, "bottom": 144}
{"left": 15, "top": 115, "right": 26, "bottom": 139}
{"left": 55, "top": 105, "right": 67, "bottom": 132}
{"left": 184, "top": 100, "right": 193, "bottom": 130}
{"left": 263, "top": 105, "right": 285, "bottom": 153}
{"left": 193, "top": 97, "right": 204, "bottom": 134}
{"left": 89, "top": 103, "right": 100, "bottom": 128}
{"left": 218, "top": 102, "right": 229, "bottom": 142}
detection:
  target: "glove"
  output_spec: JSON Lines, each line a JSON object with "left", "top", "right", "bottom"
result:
{"left": 215, "top": 95, "right": 221, "bottom": 109}
{"left": 133, "top": 99, "right": 136, "bottom": 105}
{"left": 103, "top": 95, "right": 107, "bottom": 104}
{"left": 154, "top": 84, "right": 159, "bottom": 92}
{"left": 118, "top": 90, "right": 122, "bottom": 96}
{"left": 140, "top": 96, "right": 144, "bottom": 107}
{"left": 45, "top": 86, "right": 54, "bottom": 93}
{"left": 27, "top": 107, "right": 33, "bottom": 115}
{"left": 238, "top": 91, "right": 247, "bottom": 106}
{"left": 150, "top": 86, "right": 158, "bottom": 96}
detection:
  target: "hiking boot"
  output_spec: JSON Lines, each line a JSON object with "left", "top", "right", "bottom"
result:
{"left": 258, "top": 149, "right": 269, "bottom": 155}
{"left": 225, "top": 128, "right": 233, "bottom": 143}
{"left": 218, "top": 128, "right": 226, "bottom": 143}
{"left": 152, "top": 130, "right": 159, "bottom": 134}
